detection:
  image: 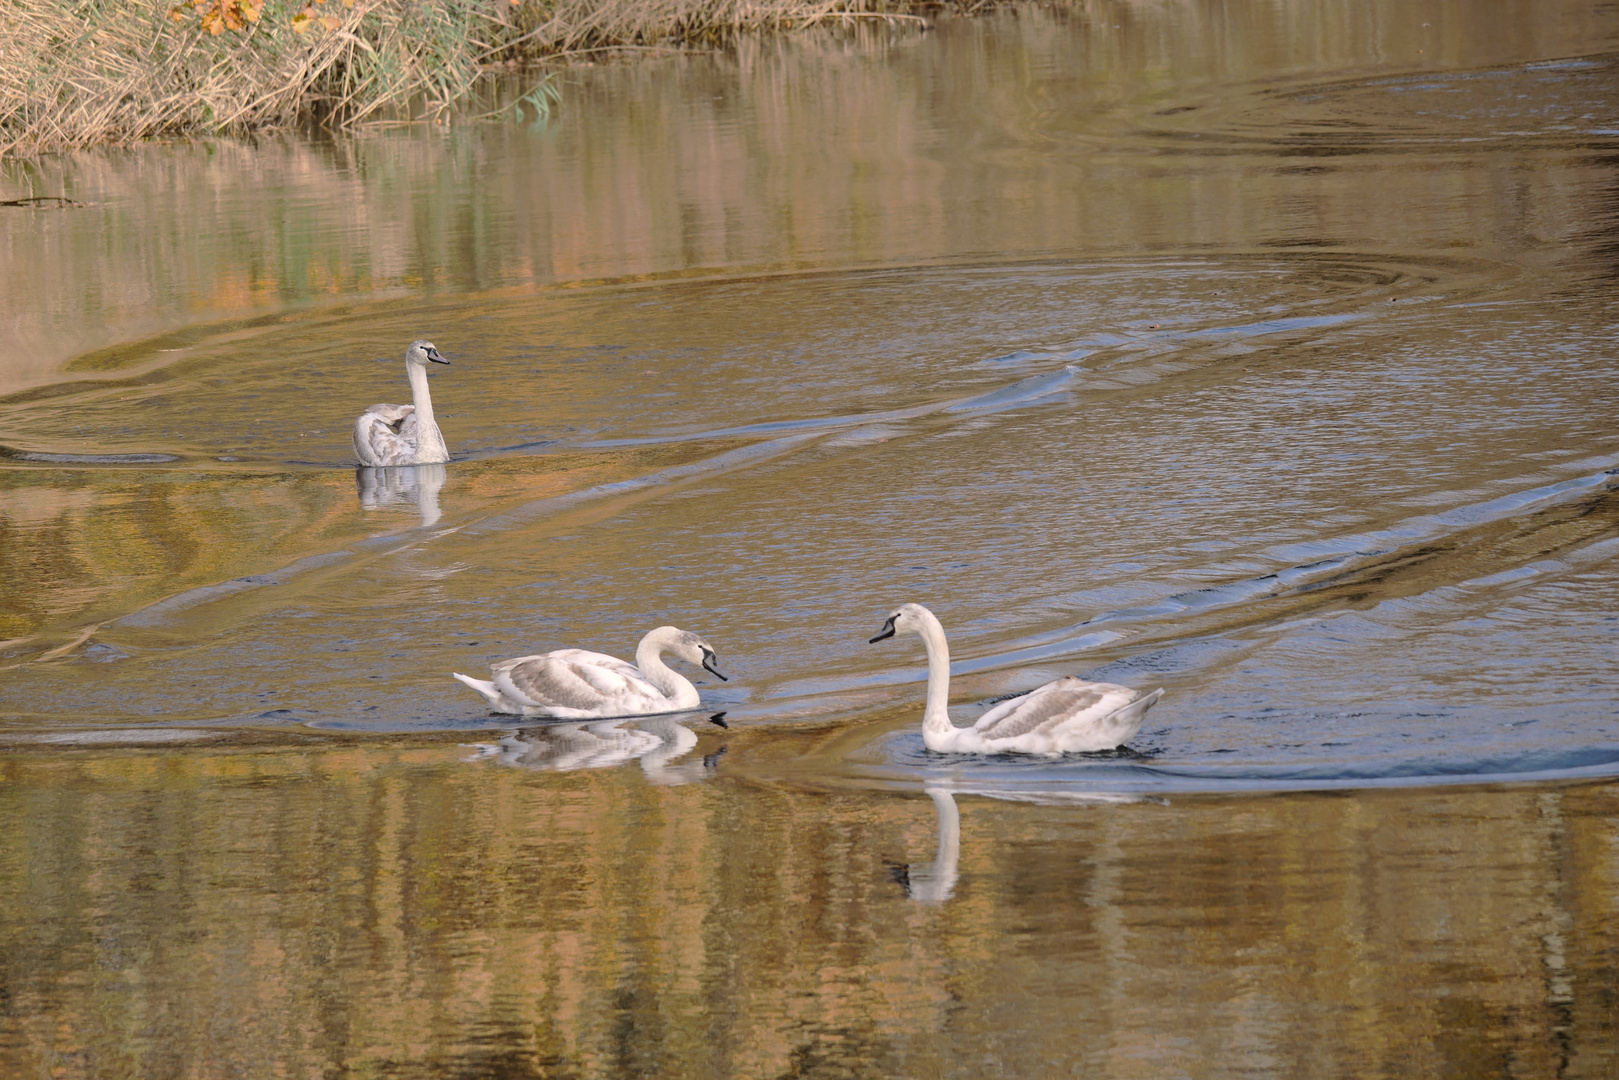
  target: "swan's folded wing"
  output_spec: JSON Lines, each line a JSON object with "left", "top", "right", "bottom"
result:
{"left": 541, "top": 649, "right": 645, "bottom": 684}
{"left": 976, "top": 679, "right": 1137, "bottom": 741}
{"left": 492, "top": 653, "right": 660, "bottom": 711}
{"left": 494, "top": 656, "right": 615, "bottom": 711}
{"left": 531, "top": 650, "right": 660, "bottom": 699}
{"left": 354, "top": 404, "right": 417, "bottom": 465}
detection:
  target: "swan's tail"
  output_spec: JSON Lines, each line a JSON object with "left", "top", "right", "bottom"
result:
{"left": 452, "top": 672, "right": 506, "bottom": 710}
{"left": 1100, "top": 687, "right": 1165, "bottom": 743}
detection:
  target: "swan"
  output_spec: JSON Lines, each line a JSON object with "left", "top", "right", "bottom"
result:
{"left": 353, "top": 340, "right": 452, "bottom": 466}
{"left": 869, "top": 603, "right": 1164, "bottom": 754}
{"left": 452, "top": 626, "right": 727, "bottom": 719}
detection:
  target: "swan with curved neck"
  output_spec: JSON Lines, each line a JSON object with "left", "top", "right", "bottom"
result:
{"left": 353, "top": 340, "right": 451, "bottom": 466}
{"left": 869, "top": 603, "right": 1164, "bottom": 754}
{"left": 452, "top": 626, "right": 727, "bottom": 719}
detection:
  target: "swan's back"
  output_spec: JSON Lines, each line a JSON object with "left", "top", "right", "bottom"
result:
{"left": 491, "top": 649, "right": 660, "bottom": 713}
{"left": 971, "top": 677, "right": 1162, "bottom": 753}
{"left": 354, "top": 404, "right": 419, "bottom": 466}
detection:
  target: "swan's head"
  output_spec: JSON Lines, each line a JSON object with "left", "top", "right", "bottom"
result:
{"left": 405, "top": 340, "right": 450, "bottom": 367}
{"left": 662, "top": 628, "right": 728, "bottom": 682}
{"left": 869, "top": 602, "right": 935, "bottom": 643}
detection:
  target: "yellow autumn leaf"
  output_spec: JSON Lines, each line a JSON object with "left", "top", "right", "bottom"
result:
{"left": 291, "top": 13, "right": 312, "bottom": 32}
{"left": 319, "top": 14, "right": 340, "bottom": 29}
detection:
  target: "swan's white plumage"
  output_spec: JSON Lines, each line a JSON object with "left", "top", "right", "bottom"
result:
{"left": 453, "top": 626, "right": 726, "bottom": 719}
{"left": 353, "top": 340, "right": 451, "bottom": 466}
{"left": 870, "top": 603, "right": 1164, "bottom": 755}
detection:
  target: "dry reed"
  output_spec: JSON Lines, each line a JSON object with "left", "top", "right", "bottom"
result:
{"left": 0, "top": 0, "right": 943, "bottom": 157}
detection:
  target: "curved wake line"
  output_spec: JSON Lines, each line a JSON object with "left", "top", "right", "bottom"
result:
{"left": 83, "top": 357, "right": 1105, "bottom": 643}
{"left": 763, "top": 456, "right": 1619, "bottom": 703}
{"left": 575, "top": 366, "right": 1082, "bottom": 450}
{"left": 0, "top": 444, "right": 180, "bottom": 464}
{"left": 968, "top": 458, "right": 1619, "bottom": 673}
{"left": 832, "top": 744, "right": 1619, "bottom": 796}
{"left": 97, "top": 434, "right": 818, "bottom": 641}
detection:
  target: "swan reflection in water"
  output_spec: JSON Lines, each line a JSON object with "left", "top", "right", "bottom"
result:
{"left": 466, "top": 713, "right": 727, "bottom": 786}
{"left": 355, "top": 462, "right": 446, "bottom": 527}
{"left": 891, "top": 785, "right": 1164, "bottom": 905}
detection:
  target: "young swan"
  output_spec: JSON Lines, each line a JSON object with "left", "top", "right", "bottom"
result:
{"left": 353, "top": 340, "right": 452, "bottom": 466}
{"left": 452, "top": 626, "right": 727, "bottom": 719}
{"left": 870, "top": 603, "right": 1163, "bottom": 755}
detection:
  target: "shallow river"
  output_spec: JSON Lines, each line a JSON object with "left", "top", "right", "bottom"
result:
{"left": 3, "top": 1, "right": 1619, "bottom": 1076}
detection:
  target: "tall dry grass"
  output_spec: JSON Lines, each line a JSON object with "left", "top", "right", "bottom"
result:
{"left": 0, "top": 0, "right": 935, "bottom": 157}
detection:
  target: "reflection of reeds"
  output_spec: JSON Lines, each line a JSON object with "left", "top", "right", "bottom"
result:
{"left": 1, "top": 744, "right": 1613, "bottom": 1076}
{"left": 0, "top": 0, "right": 935, "bottom": 156}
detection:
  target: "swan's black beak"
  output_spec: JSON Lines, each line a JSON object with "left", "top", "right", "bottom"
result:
{"left": 701, "top": 650, "right": 728, "bottom": 681}
{"left": 426, "top": 347, "right": 450, "bottom": 365}
{"left": 869, "top": 617, "right": 896, "bottom": 644}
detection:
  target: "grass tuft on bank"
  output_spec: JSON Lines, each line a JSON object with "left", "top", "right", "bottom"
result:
{"left": 1, "top": 0, "right": 941, "bottom": 157}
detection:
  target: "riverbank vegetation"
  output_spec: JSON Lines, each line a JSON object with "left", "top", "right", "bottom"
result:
{"left": 1, "top": 0, "right": 941, "bottom": 157}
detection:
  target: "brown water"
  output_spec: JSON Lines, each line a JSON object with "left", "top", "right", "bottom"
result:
{"left": 4, "top": 1, "right": 1619, "bottom": 1075}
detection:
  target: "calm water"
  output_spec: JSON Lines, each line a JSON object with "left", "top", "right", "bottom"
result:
{"left": 4, "top": 1, "right": 1619, "bottom": 1075}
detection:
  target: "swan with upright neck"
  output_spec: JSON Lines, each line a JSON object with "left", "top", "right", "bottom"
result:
{"left": 452, "top": 626, "right": 728, "bottom": 719}
{"left": 870, "top": 603, "right": 1163, "bottom": 754}
{"left": 353, "top": 340, "right": 452, "bottom": 466}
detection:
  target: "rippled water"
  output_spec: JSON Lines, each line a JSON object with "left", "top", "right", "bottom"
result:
{"left": 4, "top": 1, "right": 1619, "bottom": 1075}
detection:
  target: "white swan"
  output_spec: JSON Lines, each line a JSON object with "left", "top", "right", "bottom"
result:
{"left": 869, "top": 603, "right": 1164, "bottom": 754}
{"left": 452, "top": 626, "right": 727, "bottom": 719}
{"left": 353, "top": 340, "right": 452, "bottom": 466}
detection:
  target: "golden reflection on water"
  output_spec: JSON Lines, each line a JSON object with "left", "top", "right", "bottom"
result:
{"left": 1, "top": 741, "right": 1616, "bottom": 1077}
{"left": 3, "top": 0, "right": 1616, "bottom": 392}
{"left": 0, "top": 439, "right": 740, "bottom": 657}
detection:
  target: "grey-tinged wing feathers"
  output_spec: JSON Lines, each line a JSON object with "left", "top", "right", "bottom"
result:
{"left": 974, "top": 678, "right": 1137, "bottom": 741}
{"left": 491, "top": 650, "right": 658, "bottom": 711}
{"left": 354, "top": 404, "right": 419, "bottom": 466}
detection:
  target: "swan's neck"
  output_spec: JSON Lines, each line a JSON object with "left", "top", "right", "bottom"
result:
{"left": 915, "top": 609, "right": 955, "bottom": 742}
{"left": 636, "top": 632, "right": 696, "bottom": 704}
{"left": 406, "top": 363, "right": 449, "bottom": 464}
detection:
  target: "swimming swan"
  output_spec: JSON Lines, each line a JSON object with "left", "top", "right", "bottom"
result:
{"left": 353, "top": 340, "right": 452, "bottom": 466}
{"left": 452, "top": 626, "right": 727, "bottom": 719}
{"left": 869, "top": 603, "right": 1164, "bottom": 754}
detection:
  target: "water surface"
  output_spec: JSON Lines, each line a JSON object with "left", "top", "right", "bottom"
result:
{"left": 3, "top": 1, "right": 1619, "bottom": 1075}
